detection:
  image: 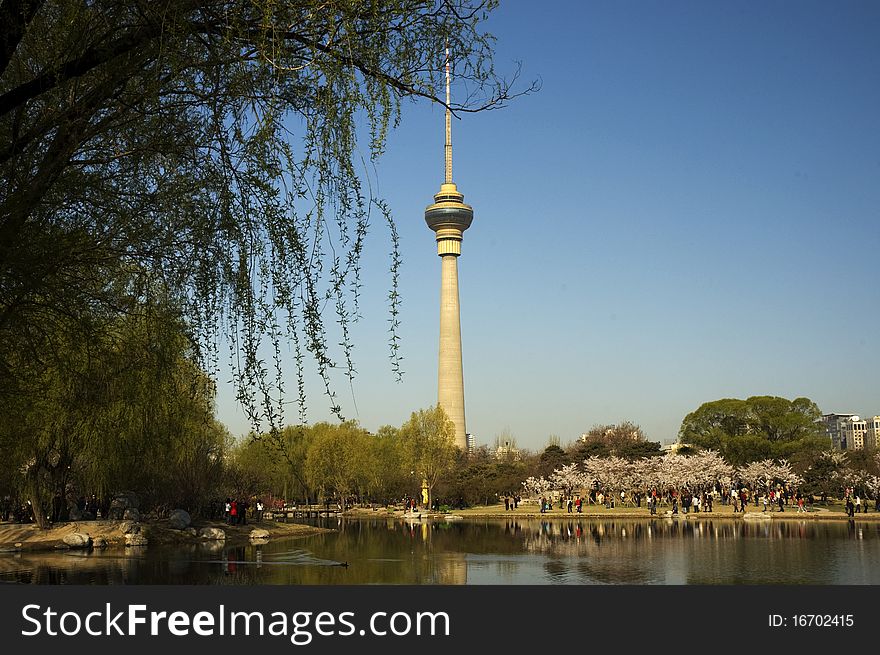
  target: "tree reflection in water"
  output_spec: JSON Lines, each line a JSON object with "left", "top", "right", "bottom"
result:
{"left": 3, "top": 518, "right": 880, "bottom": 585}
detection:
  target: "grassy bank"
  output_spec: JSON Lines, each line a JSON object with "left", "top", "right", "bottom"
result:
{"left": 346, "top": 500, "right": 880, "bottom": 521}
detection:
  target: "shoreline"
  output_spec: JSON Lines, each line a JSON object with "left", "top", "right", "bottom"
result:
{"left": 4, "top": 504, "right": 877, "bottom": 552}
{"left": 343, "top": 505, "right": 880, "bottom": 522}
{"left": 0, "top": 518, "right": 330, "bottom": 553}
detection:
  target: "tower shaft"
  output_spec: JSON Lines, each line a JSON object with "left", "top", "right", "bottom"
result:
{"left": 425, "top": 45, "right": 472, "bottom": 452}
{"left": 438, "top": 254, "right": 467, "bottom": 449}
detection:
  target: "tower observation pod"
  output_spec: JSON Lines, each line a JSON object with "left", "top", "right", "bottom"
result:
{"left": 424, "top": 45, "right": 472, "bottom": 451}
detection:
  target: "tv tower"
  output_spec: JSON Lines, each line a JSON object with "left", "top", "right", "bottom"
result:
{"left": 424, "top": 45, "right": 473, "bottom": 450}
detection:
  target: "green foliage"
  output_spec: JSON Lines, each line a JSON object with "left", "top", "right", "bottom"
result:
{"left": 0, "top": 288, "right": 227, "bottom": 525}
{"left": 568, "top": 439, "right": 610, "bottom": 460}
{"left": 799, "top": 453, "right": 846, "bottom": 498}
{"left": 1, "top": 0, "right": 532, "bottom": 526}
{"left": 225, "top": 430, "right": 311, "bottom": 502}
{"left": 305, "top": 421, "right": 376, "bottom": 510}
{"left": 566, "top": 421, "right": 657, "bottom": 461}
{"left": 679, "top": 396, "right": 827, "bottom": 466}
{"left": 225, "top": 412, "right": 461, "bottom": 508}
{"left": 398, "top": 405, "right": 458, "bottom": 509}
{"left": 1, "top": 0, "right": 528, "bottom": 432}
{"left": 372, "top": 424, "right": 411, "bottom": 502}
{"left": 537, "top": 444, "right": 568, "bottom": 477}
{"left": 617, "top": 439, "right": 662, "bottom": 459}
{"left": 441, "top": 458, "right": 530, "bottom": 507}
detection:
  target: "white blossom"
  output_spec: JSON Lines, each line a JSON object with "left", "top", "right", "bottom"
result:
{"left": 522, "top": 476, "right": 552, "bottom": 497}
{"left": 549, "top": 463, "right": 586, "bottom": 494}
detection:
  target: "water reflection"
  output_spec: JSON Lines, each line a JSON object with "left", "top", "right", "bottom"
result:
{"left": 3, "top": 518, "right": 880, "bottom": 585}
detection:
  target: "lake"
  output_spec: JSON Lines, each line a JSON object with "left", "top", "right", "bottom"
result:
{"left": 2, "top": 516, "right": 879, "bottom": 584}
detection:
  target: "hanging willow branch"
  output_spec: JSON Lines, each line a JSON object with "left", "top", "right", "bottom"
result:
{"left": 0, "top": 0, "right": 537, "bottom": 432}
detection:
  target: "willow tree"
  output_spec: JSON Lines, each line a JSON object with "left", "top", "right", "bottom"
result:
{"left": 1, "top": 1, "right": 530, "bottom": 435}
{"left": 398, "top": 405, "right": 457, "bottom": 509}
{"left": 304, "top": 421, "right": 376, "bottom": 511}
{"left": 0, "top": 286, "right": 226, "bottom": 527}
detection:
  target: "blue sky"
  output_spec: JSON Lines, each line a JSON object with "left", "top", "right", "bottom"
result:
{"left": 216, "top": 0, "right": 880, "bottom": 450}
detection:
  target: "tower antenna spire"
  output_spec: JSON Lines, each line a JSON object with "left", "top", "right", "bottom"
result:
{"left": 445, "top": 41, "right": 452, "bottom": 184}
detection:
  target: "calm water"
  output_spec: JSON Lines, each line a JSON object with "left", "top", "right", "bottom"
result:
{"left": 3, "top": 517, "right": 880, "bottom": 585}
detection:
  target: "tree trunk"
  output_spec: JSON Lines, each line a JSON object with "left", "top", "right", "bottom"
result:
{"left": 26, "top": 470, "right": 49, "bottom": 529}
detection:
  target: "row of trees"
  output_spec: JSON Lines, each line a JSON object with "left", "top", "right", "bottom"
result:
{"left": 513, "top": 397, "right": 878, "bottom": 503}
{"left": 522, "top": 451, "right": 880, "bottom": 502}
{"left": 227, "top": 406, "right": 457, "bottom": 510}
{"left": 523, "top": 451, "right": 791, "bottom": 499}
{"left": 223, "top": 420, "right": 661, "bottom": 510}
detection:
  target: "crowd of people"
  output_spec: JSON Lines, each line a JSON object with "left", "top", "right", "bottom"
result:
{"left": 843, "top": 488, "right": 876, "bottom": 516}
{"left": 211, "top": 498, "right": 266, "bottom": 525}
{"left": 508, "top": 483, "right": 880, "bottom": 517}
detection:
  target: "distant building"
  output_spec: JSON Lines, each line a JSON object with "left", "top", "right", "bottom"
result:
{"left": 466, "top": 432, "right": 475, "bottom": 453}
{"left": 579, "top": 426, "right": 641, "bottom": 442}
{"left": 865, "top": 417, "right": 880, "bottom": 450}
{"left": 821, "top": 413, "right": 868, "bottom": 450}
{"left": 494, "top": 440, "right": 521, "bottom": 461}
{"left": 845, "top": 417, "right": 868, "bottom": 450}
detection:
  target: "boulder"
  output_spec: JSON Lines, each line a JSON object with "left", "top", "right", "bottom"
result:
{"left": 62, "top": 533, "right": 92, "bottom": 549}
{"left": 123, "top": 508, "right": 141, "bottom": 521}
{"left": 108, "top": 491, "right": 140, "bottom": 520}
{"left": 249, "top": 529, "right": 270, "bottom": 540}
{"left": 199, "top": 527, "right": 226, "bottom": 541}
{"left": 125, "top": 533, "right": 148, "bottom": 547}
{"left": 185, "top": 527, "right": 199, "bottom": 538}
{"left": 119, "top": 521, "right": 141, "bottom": 535}
{"left": 92, "top": 537, "right": 107, "bottom": 549}
{"left": 168, "top": 509, "right": 191, "bottom": 530}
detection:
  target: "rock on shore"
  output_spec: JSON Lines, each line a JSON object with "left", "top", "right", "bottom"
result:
{"left": 61, "top": 533, "right": 92, "bottom": 549}
{"left": 199, "top": 527, "right": 226, "bottom": 541}
{"left": 125, "top": 533, "right": 148, "bottom": 547}
{"left": 168, "top": 509, "right": 191, "bottom": 530}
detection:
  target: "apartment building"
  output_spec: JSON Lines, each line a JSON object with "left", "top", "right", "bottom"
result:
{"left": 821, "top": 413, "right": 869, "bottom": 450}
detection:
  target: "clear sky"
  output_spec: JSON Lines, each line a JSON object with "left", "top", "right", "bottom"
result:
{"left": 216, "top": 0, "right": 880, "bottom": 451}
